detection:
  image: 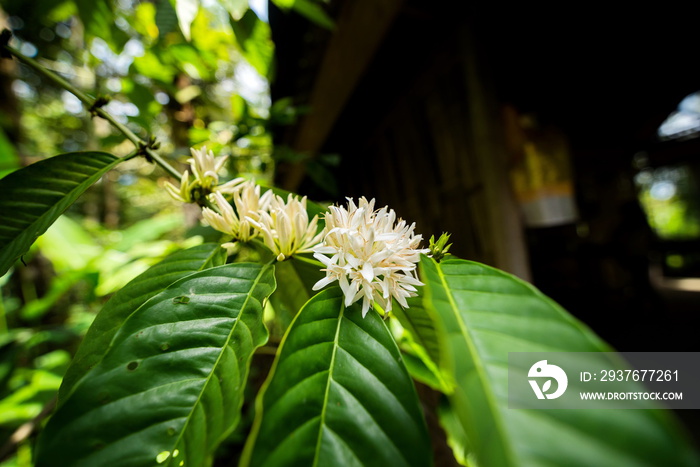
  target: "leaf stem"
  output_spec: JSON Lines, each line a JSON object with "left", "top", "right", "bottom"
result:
{"left": 2, "top": 43, "right": 182, "bottom": 180}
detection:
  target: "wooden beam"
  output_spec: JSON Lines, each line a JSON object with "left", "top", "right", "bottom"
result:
{"left": 459, "top": 26, "right": 532, "bottom": 281}
{"left": 282, "top": 0, "right": 404, "bottom": 191}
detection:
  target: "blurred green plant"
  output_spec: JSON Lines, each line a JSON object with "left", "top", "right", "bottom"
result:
{"left": 635, "top": 165, "right": 700, "bottom": 240}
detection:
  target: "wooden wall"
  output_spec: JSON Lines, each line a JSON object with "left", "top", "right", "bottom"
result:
{"left": 330, "top": 27, "right": 530, "bottom": 279}
{"left": 273, "top": 2, "right": 530, "bottom": 279}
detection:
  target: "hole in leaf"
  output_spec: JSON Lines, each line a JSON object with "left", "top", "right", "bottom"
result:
{"left": 173, "top": 449, "right": 180, "bottom": 457}
{"left": 127, "top": 361, "right": 139, "bottom": 371}
{"left": 156, "top": 451, "right": 170, "bottom": 463}
{"left": 172, "top": 295, "right": 190, "bottom": 304}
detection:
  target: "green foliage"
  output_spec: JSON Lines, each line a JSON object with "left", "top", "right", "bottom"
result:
{"left": 267, "top": 256, "right": 324, "bottom": 339}
{"left": 241, "top": 287, "right": 432, "bottom": 467}
{"left": 0, "top": 127, "right": 20, "bottom": 178}
{"left": 35, "top": 262, "right": 275, "bottom": 467}
{"left": 74, "top": 0, "right": 128, "bottom": 52}
{"left": 230, "top": 9, "right": 274, "bottom": 78}
{"left": 1, "top": 3, "right": 699, "bottom": 466}
{"left": 419, "top": 256, "right": 698, "bottom": 467}
{"left": 0, "top": 152, "right": 123, "bottom": 277}
{"left": 58, "top": 243, "right": 227, "bottom": 402}
{"left": 270, "top": 0, "right": 335, "bottom": 30}
{"left": 427, "top": 233, "right": 452, "bottom": 262}
{"left": 390, "top": 294, "right": 451, "bottom": 392}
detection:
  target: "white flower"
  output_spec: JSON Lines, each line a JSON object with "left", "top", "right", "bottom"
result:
{"left": 201, "top": 182, "right": 272, "bottom": 242}
{"left": 250, "top": 193, "right": 325, "bottom": 261}
{"left": 188, "top": 146, "right": 228, "bottom": 190}
{"left": 164, "top": 169, "right": 195, "bottom": 203}
{"left": 164, "top": 146, "right": 245, "bottom": 203}
{"left": 312, "top": 197, "right": 429, "bottom": 317}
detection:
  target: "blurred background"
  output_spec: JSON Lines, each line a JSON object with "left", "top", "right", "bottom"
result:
{"left": 270, "top": 2, "right": 700, "bottom": 354}
{"left": 1, "top": 0, "right": 700, "bottom": 465}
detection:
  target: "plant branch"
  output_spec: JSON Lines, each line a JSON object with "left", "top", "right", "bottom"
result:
{"left": 1, "top": 38, "right": 181, "bottom": 180}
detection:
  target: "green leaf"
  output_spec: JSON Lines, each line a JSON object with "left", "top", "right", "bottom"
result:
{"left": 420, "top": 256, "right": 699, "bottom": 467}
{"left": 230, "top": 9, "right": 273, "bottom": 77}
{"left": 111, "top": 213, "right": 183, "bottom": 252}
{"left": 436, "top": 399, "right": 470, "bottom": 467}
{"left": 155, "top": 0, "right": 179, "bottom": 37}
{"left": 267, "top": 257, "right": 324, "bottom": 338}
{"left": 241, "top": 287, "right": 432, "bottom": 467}
{"left": 75, "top": 0, "right": 129, "bottom": 51}
{"left": 0, "top": 369, "right": 62, "bottom": 426}
{"left": 0, "top": 152, "right": 122, "bottom": 277}
{"left": 398, "top": 351, "right": 444, "bottom": 392}
{"left": 58, "top": 243, "right": 226, "bottom": 403}
{"left": 391, "top": 294, "right": 452, "bottom": 392}
{"left": 0, "top": 127, "right": 20, "bottom": 178}
{"left": 133, "top": 51, "right": 177, "bottom": 84}
{"left": 305, "top": 159, "right": 339, "bottom": 197}
{"left": 291, "top": 0, "right": 334, "bottom": 30}
{"left": 36, "top": 262, "right": 275, "bottom": 467}
{"left": 270, "top": 0, "right": 293, "bottom": 8}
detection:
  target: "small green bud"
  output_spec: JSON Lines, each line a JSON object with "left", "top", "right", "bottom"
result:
{"left": 429, "top": 232, "right": 453, "bottom": 262}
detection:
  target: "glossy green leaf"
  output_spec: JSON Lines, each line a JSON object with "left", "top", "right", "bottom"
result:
{"left": 398, "top": 351, "right": 443, "bottom": 392}
{"left": 391, "top": 294, "right": 452, "bottom": 392}
{"left": 58, "top": 243, "right": 226, "bottom": 403}
{"left": 436, "top": 398, "right": 470, "bottom": 467}
{"left": 242, "top": 287, "right": 432, "bottom": 467}
{"left": 420, "top": 256, "right": 699, "bottom": 467}
{"left": 0, "top": 151, "right": 122, "bottom": 277}
{"left": 267, "top": 256, "right": 325, "bottom": 335}
{"left": 36, "top": 262, "right": 275, "bottom": 467}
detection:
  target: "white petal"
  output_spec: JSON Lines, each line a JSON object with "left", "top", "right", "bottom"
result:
{"left": 361, "top": 297, "right": 371, "bottom": 317}
{"left": 339, "top": 275, "right": 353, "bottom": 305}
{"left": 312, "top": 275, "right": 337, "bottom": 291}
{"left": 360, "top": 262, "right": 374, "bottom": 282}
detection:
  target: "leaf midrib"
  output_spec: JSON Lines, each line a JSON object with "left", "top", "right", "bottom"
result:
{"left": 434, "top": 260, "right": 518, "bottom": 467}
{"left": 169, "top": 263, "right": 270, "bottom": 460}
{"left": 0, "top": 153, "right": 122, "bottom": 269}
{"left": 59, "top": 247, "right": 222, "bottom": 402}
{"left": 311, "top": 303, "right": 344, "bottom": 467}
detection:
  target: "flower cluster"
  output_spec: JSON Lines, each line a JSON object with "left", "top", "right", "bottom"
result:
{"left": 164, "top": 146, "right": 244, "bottom": 203}
{"left": 250, "top": 194, "right": 325, "bottom": 262}
{"left": 201, "top": 186, "right": 273, "bottom": 242}
{"left": 165, "top": 148, "right": 429, "bottom": 318}
{"left": 312, "top": 197, "right": 429, "bottom": 317}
